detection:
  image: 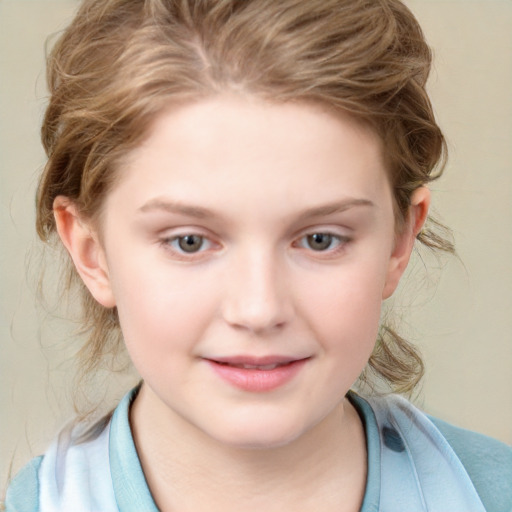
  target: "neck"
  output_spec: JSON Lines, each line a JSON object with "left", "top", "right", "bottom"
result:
{"left": 130, "top": 384, "right": 367, "bottom": 512}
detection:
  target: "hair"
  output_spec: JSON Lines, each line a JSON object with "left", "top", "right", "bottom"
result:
{"left": 36, "top": 0, "right": 453, "bottom": 401}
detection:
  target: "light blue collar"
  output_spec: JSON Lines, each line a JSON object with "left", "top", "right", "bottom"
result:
{"left": 107, "top": 387, "right": 485, "bottom": 512}
{"left": 108, "top": 387, "right": 381, "bottom": 512}
{"left": 109, "top": 386, "right": 159, "bottom": 511}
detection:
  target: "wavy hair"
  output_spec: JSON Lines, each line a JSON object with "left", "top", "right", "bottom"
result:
{"left": 37, "top": 0, "right": 453, "bottom": 400}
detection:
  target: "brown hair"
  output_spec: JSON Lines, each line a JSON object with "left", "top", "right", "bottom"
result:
{"left": 37, "top": 0, "right": 453, "bottom": 399}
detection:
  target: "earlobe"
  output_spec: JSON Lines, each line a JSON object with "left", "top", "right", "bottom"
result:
{"left": 382, "top": 187, "right": 431, "bottom": 299}
{"left": 53, "top": 196, "right": 116, "bottom": 308}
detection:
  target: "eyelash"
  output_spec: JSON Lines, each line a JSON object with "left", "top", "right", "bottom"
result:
{"left": 159, "top": 230, "right": 351, "bottom": 260}
{"left": 159, "top": 233, "right": 215, "bottom": 260}
{"left": 294, "top": 232, "right": 351, "bottom": 256}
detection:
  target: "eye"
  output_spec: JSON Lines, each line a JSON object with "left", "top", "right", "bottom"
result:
{"left": 177, "top": 234, "right": 204, "bottom": 253}
{"left": 165, "top": 234, "right": 211, "bottom": 254}
{"left": 305, "top": 233, "right": 335, "bottom": 251}
{"left": 296, "top": 232, "right": 348, "bottom": 253}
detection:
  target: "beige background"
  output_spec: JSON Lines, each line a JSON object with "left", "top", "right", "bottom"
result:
{"left": 1, "top": 0, "right": 511, "bottom": 491}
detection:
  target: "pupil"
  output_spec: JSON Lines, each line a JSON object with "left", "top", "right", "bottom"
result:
{"left": 308, "top": 233, "right": 332, "bottom": 251}
{"left": 178, "top": 235, "right": 203, "bottom": 253}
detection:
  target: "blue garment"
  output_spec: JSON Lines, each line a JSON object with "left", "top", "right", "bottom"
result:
{"left": 5, "top": 387, "right": 512, "bottom": 511}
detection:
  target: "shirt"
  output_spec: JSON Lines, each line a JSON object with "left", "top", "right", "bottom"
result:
{"left": 5, "top": 387, "right": 512, "bottom": 511}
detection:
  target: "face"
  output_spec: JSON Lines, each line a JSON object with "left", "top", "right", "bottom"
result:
{"left": 72, "top": 96, "right": 420, "bottom": 448}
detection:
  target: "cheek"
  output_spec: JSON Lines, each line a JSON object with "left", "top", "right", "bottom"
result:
{"left": 107, "top": 255, "right": 219, "bottom": 368}
{"left": 296, "top": 261, "right": 387, "bottom": 352}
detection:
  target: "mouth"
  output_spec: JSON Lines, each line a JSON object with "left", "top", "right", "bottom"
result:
{"left": 222, "top": 363, "right": 284, "bottom": 370}
{"left": 207, "top": 355, "right": 309, "bottom": 368}
{"left": 204, "top": 356, "right": 310, "bottom": 392}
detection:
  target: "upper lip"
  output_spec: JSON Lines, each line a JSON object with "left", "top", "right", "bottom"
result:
{"left": 205, "top": 355, "right": 310, "bottom": 366}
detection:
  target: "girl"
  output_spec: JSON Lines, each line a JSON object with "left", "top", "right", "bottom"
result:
{"left": 4, "top": 0, "right": 512, "bottom": 510}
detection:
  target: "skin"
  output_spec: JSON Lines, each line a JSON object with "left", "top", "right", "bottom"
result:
{"left": 54, "top": 95, "right": 429, "bottom": 511}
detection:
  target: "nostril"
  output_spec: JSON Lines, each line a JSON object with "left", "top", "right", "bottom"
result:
{"left": 222, "top": 303, "right": 291, "bottom": 334}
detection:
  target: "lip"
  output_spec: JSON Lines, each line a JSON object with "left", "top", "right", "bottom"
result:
{"left": 205, "top": 356, "right": 310, "bottom": 392}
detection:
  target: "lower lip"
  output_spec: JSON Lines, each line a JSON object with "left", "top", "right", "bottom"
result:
{"left": 206, "top": 359, "right": 308, "bottom": 392}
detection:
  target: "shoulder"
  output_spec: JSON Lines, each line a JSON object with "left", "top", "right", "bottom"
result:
{"left": 357, "top": 392, "right": 512, "bottom": 511}
{"left": 4, "top": 414, "right": 116, "bottom": 512}
{"left": 4, "top": 456, "right": 43, "bottom": 512}
{"left": 429, "top": 416, "right": 512, "bottom": 512}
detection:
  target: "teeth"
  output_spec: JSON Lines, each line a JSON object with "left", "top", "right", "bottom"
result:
{"left": 214, "top": 360, "right": 293, "bottom": 370}
{"left": 240, "top": 363, "right": 279, "bottom": 370}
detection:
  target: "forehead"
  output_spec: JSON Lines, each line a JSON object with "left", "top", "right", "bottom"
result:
{"left": 111, "top": 95, "right": 391, "bottom": 220}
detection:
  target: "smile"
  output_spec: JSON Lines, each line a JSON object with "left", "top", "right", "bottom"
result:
{"left": 205, "top": 356, "right": 310, "bottom": 392}
{"left": 217, "top": 362, "right": 287, "bottom": 370}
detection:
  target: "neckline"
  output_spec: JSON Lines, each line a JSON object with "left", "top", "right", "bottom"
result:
{"left": 109, "top": 386, "right": 380, "bottom": 512}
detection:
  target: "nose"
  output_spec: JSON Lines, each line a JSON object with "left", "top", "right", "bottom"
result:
{"left": 221, "top": 247, "right": 293, "bottom": 334}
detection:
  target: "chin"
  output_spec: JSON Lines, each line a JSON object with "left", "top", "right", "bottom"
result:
{"left": 207, "top": 414, "right": 310, "bottom": 451}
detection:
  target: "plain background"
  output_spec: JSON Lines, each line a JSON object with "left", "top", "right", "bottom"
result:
{"left": 1, "top": 0, "right": 511, "bottom": 491}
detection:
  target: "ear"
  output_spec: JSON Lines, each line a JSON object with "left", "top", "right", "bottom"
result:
{"left": 382, "top": 187, "right": 430, "bottom": 299}
{"left": 53, "top": 196, "right": 116, "bottom": 308}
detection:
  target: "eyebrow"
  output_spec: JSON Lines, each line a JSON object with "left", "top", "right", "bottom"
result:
{"left": 295, "top": 198, "right": 375, "bottom": 221}
{"left": 137, "top": 197, "right": 375, "bottom": 220}
{"left": 138, "top": 199, "right": 216, "bottom": 219}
